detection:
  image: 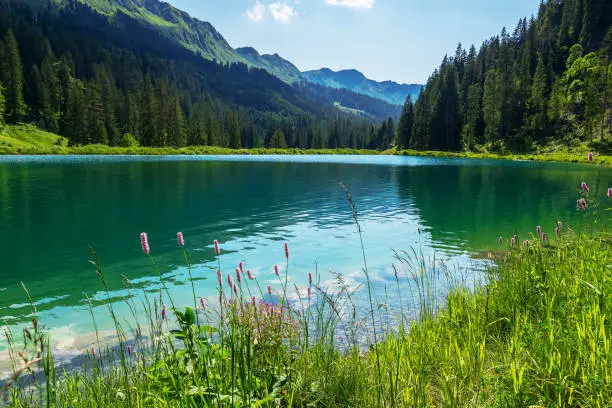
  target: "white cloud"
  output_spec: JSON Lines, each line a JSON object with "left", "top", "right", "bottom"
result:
{"left": 269, "top": 2, "right": 298, "bottom": 23}
{"left": 324, "top": 0, "right": 374, "bottom": 8}
{"left": 246, "top": 1, "right": 266, "bottom": 22}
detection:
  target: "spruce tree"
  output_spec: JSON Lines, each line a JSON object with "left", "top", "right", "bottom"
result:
{"left": 396, "top": 95, "right": 414, "bottom": 149}
{"left": 228, "top": 111, "right": 241, "bottom": 149}
{"left": 0, "top": 81, "right": 5, "bottom": 128}
{"left": 1, "top": 30, "right": 25, "bottom": 121}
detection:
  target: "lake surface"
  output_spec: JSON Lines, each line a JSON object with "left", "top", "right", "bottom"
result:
{"left": 0, "top": 155, "right": 610, "bottom": 357}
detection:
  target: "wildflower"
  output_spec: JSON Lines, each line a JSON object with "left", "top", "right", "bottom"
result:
{"left": 227, "top": 274, "right": 234, "bottom": 288}
{"left": 91, "top": 345, "right": 96, "bottom": 358}
{"left": 523, "top": 240, "right": 529, "bottom": 248}
{"left": 510, "top": 236, "right": 516, "bottom": 247}
{"left": 284, "top": 242, "right": 289, "bottom": 259}
{"left": 268, "top": 285, "right": 272, "bottom": 295}
{"left": 555, "top": 227, "right": 560, "bottom": 238}
{"left": 308, "top": 271, "right": 312, "bottom": 285}
{"left": 247, "top": 269, "right": 254, "bottom": 280}
{"left": 541, "top": 232, "right": 547, "bottom": 243}
{"left": 581, "top": 182, "right": 589, "bottom": 193}
{"left": 236, "top": 267, "right": 242, "bottom": 283}
{"left": 238, "top": 261, "right": 243, "bottom": 272}
{"left": 135, "top": 327, "right": 141, "bottom": 337}
{"left": 579, "top": 198, "right": 588, "bottom": 210}
{"left": 217, "top": 270, "right": 222, "bottom": 287}
{"left": 177, "top": 232, "right": 184, "bottom": 247}
{"left": 252, "top": 296, "right": 256, "bottom": 305}
{"left": 214, "top": 240, "right": 220, "bottom": 256}
{"left": 557, "top": 221, "right": 562, "bottom": 228}
{"left": 588, "top": 151, "right": 593, "bottom": 162}
{"left": 307, "top": 287, "right": 311, "bottom": 297}
{"left": 200, "top": 297, "right": 206, "bottom": 309}
{"left": 274, "top": 264, "right": 280, "bottom": 277}
{"left": 127, "top": 345, "right": 132, "bottom": 355}
{"left": 536, "top": 225, "right": 541, "bottom": 237}
{"left": 498, "top": 236, "right": 503, "bottom": 245}
{"left": 140, "top": 232, "right": 150, "bottom": 254}
{"left": 162, "top": 304, "right": 167, "bottom": 320}
{"left": 608, "top": 188, "right": 612, "bottom": 198}
{"left": 233, "top": 284, "right": 238, "bottom": 296}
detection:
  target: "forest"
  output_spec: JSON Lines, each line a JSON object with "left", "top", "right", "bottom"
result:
{"left": 0, "top": 0, "right": 396, "bottom": 151}
{"left": 397, "top": 0, "right": 612, "bottom": 152}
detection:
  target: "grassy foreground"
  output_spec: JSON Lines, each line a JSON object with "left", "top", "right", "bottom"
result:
{"left": 1, "top": 124, "right": 611, "bottom": 164}
{"left": 1, "top": 186, "right": 610, "bottom": 407}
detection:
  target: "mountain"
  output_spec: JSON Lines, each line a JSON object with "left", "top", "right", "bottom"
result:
{"left": 236, "top": 47, "right": 302, "bottom": 84}
{"left": 69, "top": 0, "right": 245, "bottom": 64}
{"left": 302, "top": 68, "right": 422, "bottom": 106}
{"left": 0, "top": 0, "right": 399, "bottom": 151}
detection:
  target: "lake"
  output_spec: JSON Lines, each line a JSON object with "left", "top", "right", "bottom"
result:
{"left": 0, "top": 155, "right": 610, "bottom": 359}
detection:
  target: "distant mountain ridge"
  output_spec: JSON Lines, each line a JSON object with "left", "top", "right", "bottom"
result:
{"left": 302, "top": 68, "right": 422, "bottom": 106}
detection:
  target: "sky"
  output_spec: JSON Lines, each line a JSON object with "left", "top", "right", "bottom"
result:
{"left": 166, "top": 0, "right": 542, "bottom": 84}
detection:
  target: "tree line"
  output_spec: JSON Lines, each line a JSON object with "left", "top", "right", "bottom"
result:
{"left": 0, "top": 0, "right": 396, "bottom": 150}
{"left": 397, "top": 0, "right": 612, "bottom": 152}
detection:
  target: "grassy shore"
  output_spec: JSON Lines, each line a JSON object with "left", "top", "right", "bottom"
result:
{"left": 1, "top": 124, "right": 611, "bottom": 165}
{"left": 1, "top": 184, "right": 610, "bottom": 407}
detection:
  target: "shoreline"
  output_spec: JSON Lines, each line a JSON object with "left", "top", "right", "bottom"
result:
{"left": 0, "top": 146, "right": 609, "bottom": 166}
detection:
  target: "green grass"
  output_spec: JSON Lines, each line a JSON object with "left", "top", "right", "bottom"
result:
{"left": 1, "top": 186, "right": 610, "bottom": 407}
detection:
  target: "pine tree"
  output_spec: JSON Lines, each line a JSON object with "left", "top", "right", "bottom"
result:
{"left": 64, "top": 79, "right": 86, "bottom": 145}
{"left": 167, "top": 97, "right": 186, "bottom": 147}
{"left": 482, "top": 69, "right": 502, "bottom": 143}
{"left": 1, "top": 30, "right": 25, "bottom": 121}
{"left": 0, "top": 81, "right": 5, "bottom": 128}
{"left": 269, "top": 129, "right": 287, "bottom": 148}
{"left": 84, "top": 81, "right": 108, "bottom": 145}
{"left": 530, "top": 54, "right": 549, "bottom": 138}
{"left": 228, "top": 111, "right": 241, "bottom": 149}
{"left": 138, "top": 77, "right": 158, "bottom": 147}
{"left": 396, "top": 95, "right": 414, "bottom": 149}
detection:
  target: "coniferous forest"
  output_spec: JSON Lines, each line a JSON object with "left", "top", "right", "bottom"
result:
{"left": 397, "top": 0, "right": 612, "bottom": 152}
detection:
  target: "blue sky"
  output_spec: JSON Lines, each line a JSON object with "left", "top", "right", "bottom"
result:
{"left": 166, "top": 0, "right": 541, "bottom": 84}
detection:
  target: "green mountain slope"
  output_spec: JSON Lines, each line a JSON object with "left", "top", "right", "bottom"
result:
{"left": 236, "top": 47, "right": 302, "bottom": 84}
{"left": 71, "top": 0, "right": 245, "bottom": 64}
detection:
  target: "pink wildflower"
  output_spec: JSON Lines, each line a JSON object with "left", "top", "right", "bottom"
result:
{"left": 523, "top": 240, "right": 529, "bottom": 248}
{"left": 498, "top": 236, "right": 503, "bottom": 245}
{"left": 236, "top": 268, "right": 242, "bottom": 283}
{"left": 536, "top": 225, "right": 541, "bottom": 237}
{"left": 214, "top": 240, "right": 220, "bottom": 256}
{"left": 274, "top": 264, "right": 280, "bottom": 277}
{"left": 135, "top": 327, "right": 141, "bottom": 337}
{"left": 268, "top": 285, "right": 272, "bottom": 295}
{"left": 140, "top": 232, "right": 150, "bottom": 254}
{"left": 308, "top": 271, "right": 312, "bottom": 285}
{"left": 581, "top": 182, "right": 589, "bottom": 193}
{"left": 608, "top": 188, "right": 612, "bottom": 198}
{"left": 127, "top": 345, "right": 132, "bottom": 355}
{"left": 177, "top": 232, "right": 184, "bottom": 247}
{"left": 247, "top": 269, "right": 254, "bottom": 280}
{"left": 284, "top": 242, "right": 289, "bottom": 259}
{"left": 588, "top": 151, "right": 593, "bottom": 162}
{"left": 238, "top": 261, "right": 243, "bottom": 272}
{"left": 307, "top": 287, "right": 311, "bottom": 297}
{"left": 510, "top": 236, "right": 516, "bottom": 247}
{"left": 557, "top": 221, "right": 562, "bottom": 228}
{"left": 542, "top": 233, "right": 547, "bottom": 243}
{"left": 217, "top": 270, "right": 222, "bottom": 287}
{"left": 200, "top": 297, "right": 206, "bottom": 309}
{"left": 227, "top": 274, "right": 234, "bottom": 288}
{"left": 91, "top": 345, "right": 96, "bottom": 358}
{"left": 252, "top": 296, "right": 256, "bottom": 305}
{"left": 555, "top": 227, "right": 560, "bottom": 238}
{"left": 162, "top": 304, "right": 167, "bottom": 320}
{"left": 233, "top": 284, "right": 238, "bottom": 296}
